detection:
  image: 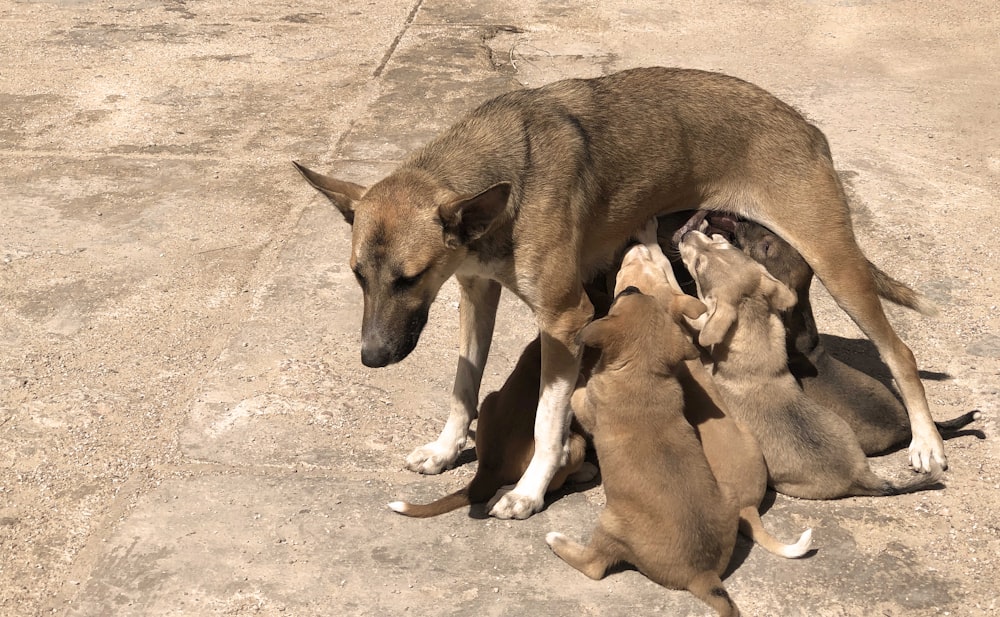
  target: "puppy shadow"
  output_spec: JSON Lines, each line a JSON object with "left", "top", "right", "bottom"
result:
{"left": 821, "top": 334, "right": 951, "bottom": 388}
{"left": 452, "top": 445, "right": 478, "bottom": 469}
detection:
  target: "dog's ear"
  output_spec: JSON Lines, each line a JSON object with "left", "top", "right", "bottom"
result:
{"left": 293, "top": 161, "right": 366, "bottom": 225}
{"left": 577, "top": 316, "right": 614, "bottom": 350}
{"left": 760, "top": 271, "right": 797, "bottom": 312}
{"left": 438, "top": 182, "right": 511, "bottom": 248}
{"left": 673, "top": 294, "right": 708, "bottom": 322}
{"left": 697, "top": 298, "right": 737, "bottom": 347}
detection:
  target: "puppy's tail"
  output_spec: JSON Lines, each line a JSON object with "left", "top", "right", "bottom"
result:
{"left": 869, "top": 261, "right": 939, "bottom": 316}
{"left": 738, "top": 507, "right": 813, "bottom": 559}
{"left": 387, "top": 486, "right": 471, "bottom": 518}
{"left": 937, "top": 409, "right": 981, "bottom": 434}
{"left": 688, "top": 572, "right": 740, "bottom": 617}
{"left": 855, "top": 460, "right": 945, "bottom": 497}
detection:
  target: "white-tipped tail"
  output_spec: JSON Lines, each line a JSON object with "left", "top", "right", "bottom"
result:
{"left": 545, "top": 531, "right": 565, "bottom": 547}
{"left": 387, "top": 501, "right": 408, "bottom": 513}
{"left": 778, "top": 527, "right": 813, "bottom": 558}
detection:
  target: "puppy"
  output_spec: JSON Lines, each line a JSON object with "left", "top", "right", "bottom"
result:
{"left": 731, "top": 220, "right": 981, "bottom": 455}
{"left": 614, "top": 230, "right": 812, "bottom": 558}
{"left": 548, "top": 286, "right": 742, "bottom": 617}
{"left": 678, "top": 230, "right": 942, "bottom": 499}
{"left": 296, "top": 67, "right": 945, "bottom": 520}
{"left": 388, "top": 337, "right": 594, "bottom": 517}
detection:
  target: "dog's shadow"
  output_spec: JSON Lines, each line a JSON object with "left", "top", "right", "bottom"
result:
{"left": 821, "top": 334, "right": 950, "bottom": 387}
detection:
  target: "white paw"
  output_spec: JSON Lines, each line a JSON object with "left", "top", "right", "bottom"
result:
{"left": 405, "top": 440, "right": 461, "bottom": 475}
{"left": 545, "top": 531, "right": 568, "bottom": 548}
{"left": 908, "top": 433, "right": 947, "bottom": 473}
{"left": 488, "top": 488, "right": 544, "bottom": 520}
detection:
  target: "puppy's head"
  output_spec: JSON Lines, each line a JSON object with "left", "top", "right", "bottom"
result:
{"left": 579, "top": 286, "right": 704, "bottom": 371}
{"left": 733, "top": 221, "right": 813, "bottom": 296}
{"left": 678, "top": 230, "right": 797, "bottom": 347}
{"left": 294, "top": 162, "right": 510, "bottom": 367}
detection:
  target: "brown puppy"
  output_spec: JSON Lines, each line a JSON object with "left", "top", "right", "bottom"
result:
{"left": 731, "top": 220, "right": 981, "bottom": 455}
{"left": 678, "top": 230, "right": 942, "bottom": 499}
{"left": 388, "top": 337, "right": 594, "bottom": 517}
{"left": 614, "top": 232, "right": 811, "bottom": 558}
{"left": 295, "top": 67, "right": 945, "bottom": 520}
{"left": 548, "top": 286, "right": 740, "bottom": 616}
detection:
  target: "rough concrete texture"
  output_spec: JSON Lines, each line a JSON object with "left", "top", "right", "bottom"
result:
{"left": 1, "top": 1, "right": 998, "bottom": 616}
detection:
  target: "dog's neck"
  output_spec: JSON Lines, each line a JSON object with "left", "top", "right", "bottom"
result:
{"left": 711, "top": 294, "right": 790, "bottom": 380}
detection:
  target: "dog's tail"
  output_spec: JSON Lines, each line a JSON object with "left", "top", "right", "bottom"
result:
{"left": 387, "top": 486, "right": 471, "bottom": 518}
{"left": 869, "top": 261, "right": 939, "bottom": 316}
{"left": 688, "top": 572, "right": 741, "bottom": 617}
{"left": 936, "top": 409, "right": 981, "bottom": 433}
{"left": 854, "top": 460, "right": 945, "bottom": 497}
{"left": 738, "top": 506, "right": 813, "bottom": 559}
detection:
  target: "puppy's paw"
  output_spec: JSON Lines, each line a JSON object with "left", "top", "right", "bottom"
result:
{"left": 488, "top": 488, "right": 544, "bottom": 520}
{"left": 568, "top": 462, "right": 599, "bottom": 484}
{"left": 909, "top": 433, "right": 947, "bottom": 473}
{"left": 404, "top": 440, "right": 461, "bottom": 475}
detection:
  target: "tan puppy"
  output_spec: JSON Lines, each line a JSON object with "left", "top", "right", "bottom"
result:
{"left": 678, "top": 230, "right": 943, "bottom": 499}
{"left": 388, "top": 337, "right": 594, "bottom": 517}
{"left": 731, "top": 220, "right": 981, "bottom": 455}
{"left": 295, "top": 67, "right": 945, "bottom": 520}
{"left": 548, "top": 286, "right": 740, "bottom": 616}
{"left": 614, "top": 232, "right": 812, "bottom": 557}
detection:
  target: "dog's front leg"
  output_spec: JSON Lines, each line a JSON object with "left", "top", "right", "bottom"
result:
{"left": 405, "top": 275, "right": 501, "bottom": 474}
{"left": 490, "top": 292, "right": 594, "bottom": 519}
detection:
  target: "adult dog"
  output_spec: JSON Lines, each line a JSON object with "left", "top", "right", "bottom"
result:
{"left": 295, "top": 66, "right": 944, "bottom": 519}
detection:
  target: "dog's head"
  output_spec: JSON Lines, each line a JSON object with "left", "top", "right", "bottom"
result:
{"left": 578, "top": 285, "right": 704, "bottom": 371}
{"left": 732, "top": 221, "right": 813, "bottom": 297}
{"left": 294, "top": 162, "right": 510, "bottom": 367}
{"left": 678, "top": 230, "right": 797, "bottom": 348}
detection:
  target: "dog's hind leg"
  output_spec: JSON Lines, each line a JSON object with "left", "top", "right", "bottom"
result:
{"left": 688, "top": 572, "right": 740, "bottom": 617}
{"left": 750, "top": 172, "right": 946, "bottom": 473}
{"left": 545, "top": 528, "right": 621, "bottom": 580}
{"left": 405, "top": 276, "right": 501, "bottom": 474}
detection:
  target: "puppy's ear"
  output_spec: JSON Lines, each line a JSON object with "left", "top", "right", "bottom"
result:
{"left": 760, "top": 271, "right": 797, "bottom": 312}
{"left": 439, "top": 182, "right": 511, "bottom": 248}
{"left": 293, "top": 162, "right": 366, "bottom": 225}
{"left": 697, "top": 298, "right": 737, "bottom": 347}
{"left": 673, "top": 294, "right": 708, "bottom": 321}
{"left": 577, "top": 317, "right": 614, "bottom": 350}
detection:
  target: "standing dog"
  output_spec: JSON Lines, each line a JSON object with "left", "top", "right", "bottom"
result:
{"left": 549, "top": 286, "right": 741, "bottom": 617}
{"left": 731, "top": 219, "right": 981, "bottom": 455}
{"left": 678, "top": 230, "right": 942, "bottom": 499}
{"left": 387, "top": 337, "right": 595, "bottom": 517}
{"left": 612, "top": 228, "right": 812, "bottom": 557}
{"left": 295, "top": 67, "right": 944, "bottom": 519}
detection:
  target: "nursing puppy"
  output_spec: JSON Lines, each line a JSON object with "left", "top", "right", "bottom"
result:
{"left": 731, "top": 220, "right": 981, "bottom": 455}
{"left": 296, "top": 67, "right": 946, "bottom": 519}
{"left": 388, "top": 337, "right": 593, "bottom": 517}
{"left": 614, "top": 233, "right": 811, "bottom": 557}
{"left": 678, "top": 230, "right": 942, "bottom": 499}
{"left": 548, "top": 287, "right": 742, "bottom": 616}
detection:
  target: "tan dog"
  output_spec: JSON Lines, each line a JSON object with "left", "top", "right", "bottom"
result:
{"left": 388, "top": 337, "right": 595, "bottom": 517}
{"left": 614, "top": 231, "right": 812, "bottom": 557}
{"left": 678, "top": 230, "right": 942, "bottom": 499}
{"left": 731, "top": 219, "right": 981, "bottom": 455}
{"left": 294, "top": 67, "right": 944, "bottom": 519}
{"left": 548, "top": 286, "right": 741, "bottom": 617}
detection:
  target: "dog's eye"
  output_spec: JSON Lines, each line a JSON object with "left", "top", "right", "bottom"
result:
{"left": 761, "top": 240, "right": 772, "bottom": 257}
{"left": 393, "top": 269, "right": 426, "bottom": 290}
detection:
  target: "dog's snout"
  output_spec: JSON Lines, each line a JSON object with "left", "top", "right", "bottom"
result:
{"left": 618, "top": 285, "right": 642, "bottom": 297}
{"left": 361, "top": 343, "right": 393, "bottom": 368}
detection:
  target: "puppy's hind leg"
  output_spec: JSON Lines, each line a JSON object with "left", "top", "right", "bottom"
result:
{"left": 688, "top": 572, "right": 740, "bottom": 617}
{"left": 545, "top": 528, "right": 621, "bottom": 581}
{"left": 406, "top": 276, "right": 501, "bottom": 474}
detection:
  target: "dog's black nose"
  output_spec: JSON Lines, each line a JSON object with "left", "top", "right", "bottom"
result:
{"left": 361, "top": 344, "right": 393, "bottom": 368}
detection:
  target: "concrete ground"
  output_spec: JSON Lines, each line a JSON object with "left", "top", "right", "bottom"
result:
{"left": 1, "top": 1, "right": 998, "bottom": 615}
